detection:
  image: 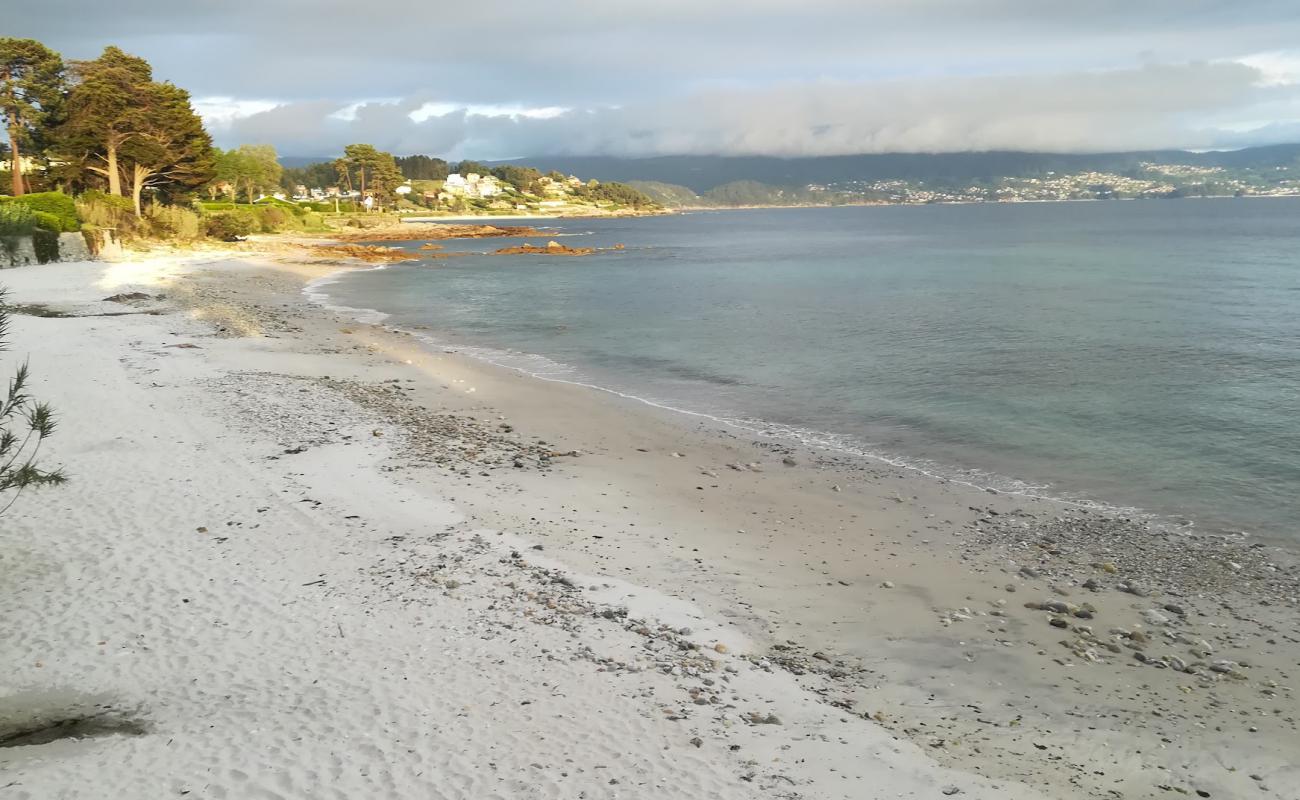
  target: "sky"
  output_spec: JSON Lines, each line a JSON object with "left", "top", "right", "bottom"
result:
{"left": 14, "top": 0, "right": 1300, "bottom": 159}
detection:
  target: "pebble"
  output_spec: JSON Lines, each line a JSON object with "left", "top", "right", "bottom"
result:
{"left": 881, "top": 580, "right": 895, "bottom": 589}
{"left": 1140, "top": 609, "right": 1172, "bottom": 626}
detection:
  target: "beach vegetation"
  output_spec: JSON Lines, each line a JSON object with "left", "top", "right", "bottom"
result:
{"left": 0, "top": 191, "right": 79, "bottom": 231}
{"left": 204, "top": 210, "right": 256, "bottom": 241}
{"left": 0, "top": 202, "right": 37, "bottom": 236}
{"left": 0, "top": 287, "right": 65, "bottom": 515}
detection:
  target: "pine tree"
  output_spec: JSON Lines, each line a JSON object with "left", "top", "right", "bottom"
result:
{"left": 0, "top": 38, "right": 66, "bottom": 197}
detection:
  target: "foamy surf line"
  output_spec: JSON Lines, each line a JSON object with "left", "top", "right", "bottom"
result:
{"left": 303, "top": 273, "right": 1150, "bottom": 523}
{"left": 303, "top": 263, "right": 395, "bottom": 325}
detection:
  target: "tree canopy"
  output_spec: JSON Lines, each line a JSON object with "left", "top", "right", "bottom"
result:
{"left": 334, "top": 144, "right": 404, "bottom": 205}
{"left": 0, "top": 38, "right": 66, "bottom": 196}
{"left": 53, "top": 46, "right": 214, "bottom": 212}
{"left": 395, "top": 154, "right": 449, "bottom": 181}
{"left": 212, "top": 144, "right": 282, "bottom": 203}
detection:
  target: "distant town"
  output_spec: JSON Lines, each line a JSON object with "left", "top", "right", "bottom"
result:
{"left": 627, "top": 160, "right": 1300, "bottom": 208}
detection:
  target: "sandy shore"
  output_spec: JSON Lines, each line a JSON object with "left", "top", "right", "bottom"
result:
{"left": 1, "top": 248, "right": 1295, "bottom": 799}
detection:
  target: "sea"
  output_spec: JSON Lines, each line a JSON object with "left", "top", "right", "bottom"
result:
{"left": 314, "top": 199, "right": 1300, "bottom": 542}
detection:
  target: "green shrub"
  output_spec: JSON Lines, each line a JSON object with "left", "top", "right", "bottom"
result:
{"left": 205, "top": 210, "right": 256, "bottom": 241}
{"left": 0, "top": 203, "right": 37, "bottom": 236}
{"left": 32, "top": 211, "right": 63, "bottom": 233}
{"left": 2, "top": 191, "right": 80, "bottom": 231}
{"left": 254, "top": 205, "right": 290, "bottom": 232}
{"left": 144, "top": 204, "right": 202, "bottom": 241}
{"left": 76, "top": 191, "right": 137, "bottom": 236}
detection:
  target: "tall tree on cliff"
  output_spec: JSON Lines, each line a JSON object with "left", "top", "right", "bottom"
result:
{"left": 56, "top": 47, "right": 212, "bottom": 214}
{"left": 0, "top": 39, "right": 66, "bottom": 197}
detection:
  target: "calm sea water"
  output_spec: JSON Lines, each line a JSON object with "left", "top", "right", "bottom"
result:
{"left": 321, "top": 200, "right": 1300, "bottom": 541}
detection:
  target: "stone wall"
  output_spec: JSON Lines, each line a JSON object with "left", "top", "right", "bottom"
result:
{"left": 0, "top": 231, "right": 110, "bottom": 268}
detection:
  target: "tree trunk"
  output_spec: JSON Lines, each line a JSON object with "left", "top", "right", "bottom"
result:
{"left": 106, "top": 142, "right": 122, "bottom": 197}
{"left": 8, "top": 124, "right": 24, "bottom": 197}
{"left": 130, "top": 165, "right": 147, "bottom": 217}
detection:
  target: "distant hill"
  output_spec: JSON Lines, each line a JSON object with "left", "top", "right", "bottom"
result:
{"left": 491, "top": 144, "right": 1300, "bottom": 194}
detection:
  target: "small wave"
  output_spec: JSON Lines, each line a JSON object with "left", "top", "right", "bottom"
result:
{"left": 303, "top": 275, "right": 1142, "bottom": 518}
{"left": 302, "top": 264, "right": 394, "bottom": 325}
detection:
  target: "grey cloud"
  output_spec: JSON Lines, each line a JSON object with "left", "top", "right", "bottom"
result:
{"left": 217, "top": 61, "right": 1293, "bottom": 157}
{"left": 11, "top": 1, "right": 1300, "bottom": 156}
{"left": 14, "top": 1, "right": 1300, "bottom": 105}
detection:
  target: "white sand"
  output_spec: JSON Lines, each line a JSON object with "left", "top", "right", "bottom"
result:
{"left": 0, "top": 256, "right": 1046, "bottom": 798}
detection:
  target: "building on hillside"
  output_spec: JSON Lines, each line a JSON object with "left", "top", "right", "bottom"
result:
{"left": 441, "top": 173, "right": 502, "bottom": 199}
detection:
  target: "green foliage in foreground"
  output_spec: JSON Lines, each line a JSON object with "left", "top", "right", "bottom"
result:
{"left": 0, "top": 287, "right": 65, "bottom": 516}
{"left": 0, "top": 191, "right": 79, "bottom": 231}
{"left": 0, "top": 202, "right": 38, "bottom": 236}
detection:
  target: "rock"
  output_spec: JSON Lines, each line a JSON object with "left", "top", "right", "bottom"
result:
{"left": 690, "top": 736, "right": 703, "bottom": 748}
{"left": 831, "top": 484, "right": 842, "bottom": 493}
{"left": 1162, "top": 603, "right": 1186, "bottom": 616}
{"left": 1049, "top": 617, "right": 1069, "bottom": 629}
{"left": 713, "top": 643, "right": 729, "bottom": 654}
{"left": 782, "top": 457, "right": 797, "bottom": 466}
{"left": 881, "top": 580, "right": 895, "bottom": 589}
{"left": 1044, "top": 600, "right": 1071, "bottom": 614}
{"left": 1019, "top": 566, "right": 1040, "bottom": 579}
{"left": 942, "top": 787, "right": 962, "bottom": 796}
{"left": 1082, "top": 578, "right": 1101, "bottom": 591}
{"left": 1140, "top": 609, "right": 1172, "bottom": 626}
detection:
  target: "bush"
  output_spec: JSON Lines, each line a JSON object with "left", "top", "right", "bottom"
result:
{"left": 1, "top": 191, "right": 80, "bottom": 231}
{"left": 144, "top": 204, "right": 202, "bottom": 241}
{"left": 76, "top": 191, "right": 137, "bottom": 236}
{"left": 205, "top": 211, "right": 256, "bottom": 241}
{"left": 254, "top": 205, "right": 290, "bottom": 232}
{"left": 31, "top": 211, "right": 63, "bottom": 233}
{"left": 0, "top": 203, "right": 37, "bottom": 236}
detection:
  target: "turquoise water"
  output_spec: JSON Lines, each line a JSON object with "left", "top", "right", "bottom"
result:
{"left": 322, "top": 200, "right": 1300, "bottom": 540}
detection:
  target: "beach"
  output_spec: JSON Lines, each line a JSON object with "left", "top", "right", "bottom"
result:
{"left": 1, "top": 247, "right": 1295, "bottom": 799}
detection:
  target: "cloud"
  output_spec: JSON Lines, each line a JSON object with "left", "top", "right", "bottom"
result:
{"left": 208, "top": 60, "right": 1299, "bottom": 158}
{"left": 11, "top": 1, "right": 1300, "bottom": 157}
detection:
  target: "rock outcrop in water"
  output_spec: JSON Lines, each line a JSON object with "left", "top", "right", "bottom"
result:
{"left": 492, "top": 241, "right": 595, "bottom": 257}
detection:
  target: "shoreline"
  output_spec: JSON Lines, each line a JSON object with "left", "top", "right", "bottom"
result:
{"left": 2, "top": 247, "right": 1296, "bottom": 799}
{"left": 313, "top": 261, "right": 1142, "bottom": 513}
